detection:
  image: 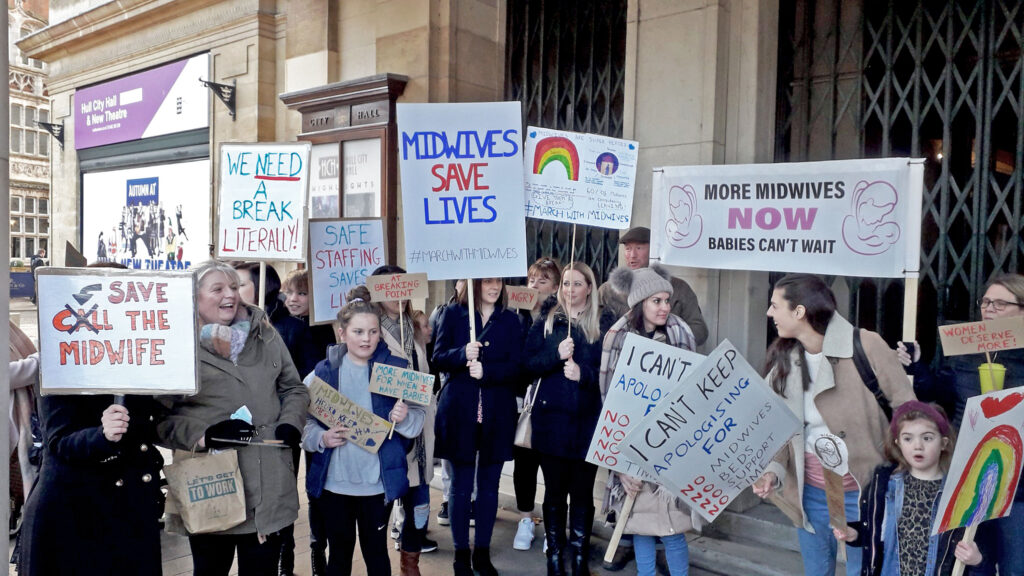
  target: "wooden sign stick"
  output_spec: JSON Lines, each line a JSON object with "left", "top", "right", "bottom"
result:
{"left": 603, "top": 492, "right": 636, "bottom": 564}
{"left": 258, "top": 261, "right": 267, "bottom": 308}
{"left": 951, "top": 524, "right": 978, "bottom": 576}
{"left": 387, "top": 306, "right": 407, "bottom": 441}
{"left": 467, "top": 279, "right": 477, "bottom": 344}
{"left": 567, "top": 223, "right": 576, "bottom": 337}
{"left": 822, "top": 469, "right": 847, "bottom": 563}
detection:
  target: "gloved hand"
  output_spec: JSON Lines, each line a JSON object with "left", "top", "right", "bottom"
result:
{"left": 204, "top": 419, "right": 256, "bottom": 449}
{"left": 275, "top": 423, "right": 301, "bottom": 448}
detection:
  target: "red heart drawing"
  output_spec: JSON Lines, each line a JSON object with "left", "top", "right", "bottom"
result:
{"left": 981, "top": 392, "right": 1024, "bottom": 418}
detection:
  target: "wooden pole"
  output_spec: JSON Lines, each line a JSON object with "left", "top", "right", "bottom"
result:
{"left": 467, "top": 279, "right": 477, "bottom": 344}
{"left": 567, "top": 224, "right": 576, "bottom": 336}
{"left": 903, "top": 275, "right": 918, "bottom": 385}
{"left": 951, "top": 524, "right": 978, "bottom": 576}
{"left": 603, "top": 492, "right": 636, "bottom": 564}
{"left": 258, "top": 261, "right": 267, "bottom": 308}
{"left": 388, "top": 306, "right": 407, "bottom": 440}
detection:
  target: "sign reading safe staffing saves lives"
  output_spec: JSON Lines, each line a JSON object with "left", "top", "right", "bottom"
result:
{"left": 217, "top": 142, "right": 311, "bottom": 261}
{"left": 397, "top": 102, "right": 528, "bottom": 280}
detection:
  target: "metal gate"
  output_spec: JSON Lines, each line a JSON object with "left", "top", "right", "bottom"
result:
{"left": 776, "top": 0, "right": 1024, "bottom": 358}
{"left": 504, "top": 0, "right": 628, "bottom": 282}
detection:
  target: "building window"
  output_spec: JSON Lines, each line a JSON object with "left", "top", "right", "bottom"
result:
{"left": 25, "top": 198, "right": 35, "bottom": 214}
{"left": 10, "top": 216, "right": 21, "bottom": 233}
{"left": 39, "top": 109, "right": 48, "bottom": 123}
{"left": 11, "top": 196, "right": 21, "bottom": 213}
{"left": 11, "top": 104, "right": 21, "bottom": 125}
{"left": 39, "top": 238, "right": 47, "bottom": 253}
{"left": 24, "top": 131, "right": 35, "bottom": 155}
{"left": 39, "top": 134, "right": 48, "bottom": 157}
{"left": 11, "top": 237, "right": 21, "bottom": 259}
{"left": 25, "top": 238, "right": 34, "bottom": 258}
{"left": 11, "top": 128, "right": 22, "bottom": 153}
{"left": 40, "top": 218, "right": 49, "bottom": 234}
{"left": 38, "top": 198, "right": 47, "bottom": 214}
{"left": 25, "top": 218, "right": 35, "bottom": 233}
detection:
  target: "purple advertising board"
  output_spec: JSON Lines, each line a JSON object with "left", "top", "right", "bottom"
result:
{"left": 74, "top": 53, "right": 210, "bottom": 150}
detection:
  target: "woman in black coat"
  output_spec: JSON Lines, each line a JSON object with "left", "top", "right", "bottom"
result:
{"left": 433, "top": 277, "right": 522, "bottom": 576}
{"left": 524, "top": 262, "right": 604, "bottom": 576}
{"left": 20, "top": 395, "right": 166, "bottom": 576}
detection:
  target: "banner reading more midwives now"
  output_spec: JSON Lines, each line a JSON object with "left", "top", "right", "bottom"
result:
{"left": 397, "top": 102, "right": 528, "bottom": 280}
{"left": 652, "top": 159, "right": 924, "bottom": 278}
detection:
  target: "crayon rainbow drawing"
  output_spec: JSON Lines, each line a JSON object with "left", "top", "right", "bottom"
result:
{"left": 936, "top": 424, "right": 1023, "bottom": 532}
{"left": 533, "top": 136, "right": 580, "bottom": 181}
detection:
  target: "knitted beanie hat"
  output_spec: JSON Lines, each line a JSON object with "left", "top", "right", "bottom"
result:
{"left": 609, "top": 264, "right": 674, "bottom": 308}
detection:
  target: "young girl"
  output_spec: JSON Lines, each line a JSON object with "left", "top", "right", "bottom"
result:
{"left": 833, "top": 401, "right": 982, "bottom": 575}
{"left": 302, "top": 296, "right": 425, "bottom": 576}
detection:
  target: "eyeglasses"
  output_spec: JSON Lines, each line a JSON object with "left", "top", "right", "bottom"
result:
{"left": 978, "top": 298, "right": 1023, "bottom": 311}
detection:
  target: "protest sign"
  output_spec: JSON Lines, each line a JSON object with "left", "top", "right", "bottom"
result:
{"left": 397, "top": 102, "right": 528, "bottom": 280}
{"left": 36, "top": 268, "right": 198, "bottom": 395}
{"left": 651, "top": 158, "right": 924, "bottom": 278}
{"left": 586, "top": 333, "right": 705, "bottom": 477}
{"left": 933, "top": 387, "right": 1024, "bottom": 535}
{"left": 217, "top": 142, "right": 311, "bottom": 261}
{"left": 622, "top": 340, "right": 801, "bottom": 522}
{"left": 505, "top": 285, "right": 540, "bottom": 310}
{"left": 308, "top": 218, "right": 385, "bottom": 325}
{"left": 366, "top": 273, "right": 429, "bottom": 302}
{"left": 937, "top": 316, "right": 1024, "bottom": 356}
{"left": 308, "top": 377, "right": 391, "bottom": 453}
{"left": 369, "top": 364, "right": 434, "bottom": 406}
{"left": 524, "top": 126, "right": 638, "bottom": 229}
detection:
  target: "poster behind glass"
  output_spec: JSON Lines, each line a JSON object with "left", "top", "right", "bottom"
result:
{"left": 343, "top": 138, "right": 381, "bottom": 217}
{"left": 310, "top": 142, "right": 340, "bottom": 218}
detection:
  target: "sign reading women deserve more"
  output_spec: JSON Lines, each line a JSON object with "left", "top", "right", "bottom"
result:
{"left": 397, "top": 102, "right": 528, "bottom": 280}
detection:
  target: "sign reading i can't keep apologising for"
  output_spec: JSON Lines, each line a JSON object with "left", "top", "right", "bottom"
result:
{"left": 621, "top": 340, "right": 800, "bottom": 522}
{"left": 217, "top": 142, "right": 311, "bottom": 261}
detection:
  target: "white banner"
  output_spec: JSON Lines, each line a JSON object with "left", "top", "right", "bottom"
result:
{"left": 217, "top": 142, "right": 311, "bottom": 261}
{"left": 523, "top": 126, "right": 637, "bottom": 229}
{"left": 36, "top": 268, "right": 199, "bottom": 395}
{"left": 308, "top": 218, "right": 385, "bottom": 325}
{"left": 397, "top": 102, "right": 528, "bottom": 280}
{"left": 651, "top": 159, "right": 924, "bottom": 278}
{"left": 622, "top": 340, "right": 800, "bottom": 523}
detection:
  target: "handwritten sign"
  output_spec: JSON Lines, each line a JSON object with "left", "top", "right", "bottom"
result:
{"left": 505, "top": 285, "right": 540, "bottom": 310}
{"left": 369, "top": 364, "right": 434, "bottom": 406}
{"left": 217, "top": 142, "right": 311, "bottom": 261}
{"left": 622, "top": 340, "right": 800, "bottom": 522}
{"left": 938, "top": 316, "right": 1024, "bottom": 356}
{"left": 36, "top": 268, "right": 198, "bottom": 395}
{"left": 397, "top": 102, "right": 528, "bottom": 280}
{"left": 308, "top": 377, "right": 391, "bottom": 453}
{"left": 366, "top": 273, "right": 429, "bottom": 302}
{"left": 524, "top": 126, "right": 638, "bottom": 229}
{"left": 308, "top": 218, "right": 385, "bottom": 325}
{"left": 933, "top": 388, "right": 1024, "bottom": 534}
{"left": 586, "top": 333, "right": 705, "bottom": 477}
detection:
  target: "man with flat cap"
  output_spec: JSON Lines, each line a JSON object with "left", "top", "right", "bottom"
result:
{"left": 598, "top": 226, "right": 708, "bottom": 346}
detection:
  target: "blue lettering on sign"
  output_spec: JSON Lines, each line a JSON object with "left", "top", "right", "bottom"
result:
{"left": 401, "top": 129, "right": 520, "bottom": 160}
{"left": 424, "top": 196, "right": 498, "bottom": 224}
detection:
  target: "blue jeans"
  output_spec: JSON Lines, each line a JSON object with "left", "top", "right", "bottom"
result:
{"left": 451, "top": 460, "right": 502, "bottom": 550}
{"left": 797, "top": 484, "right": 862, "bottom": 576}
{"left": 635, "top": 534, "right": 688, "bottom": 576}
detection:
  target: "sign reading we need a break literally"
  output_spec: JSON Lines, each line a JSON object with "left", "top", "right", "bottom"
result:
{"left": 217, "top": 142, "right": 311, "bottom": 261}
{"left": 397, "top": 102, "right": 528, "bottom": 280}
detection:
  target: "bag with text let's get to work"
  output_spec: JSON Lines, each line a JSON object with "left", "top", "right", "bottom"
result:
{"left": 164, "top": 449, "right": 246, "bottom": 534}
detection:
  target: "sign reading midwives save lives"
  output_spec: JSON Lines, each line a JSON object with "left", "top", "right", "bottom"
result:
{"left": 651, "top": 158, "right": 924, "bottom": 278}
{"left": 217, "top": 142, "right": 311, "bottom": 261}
{"left": 397, "top": 102, "right": 528, "bottom": 280}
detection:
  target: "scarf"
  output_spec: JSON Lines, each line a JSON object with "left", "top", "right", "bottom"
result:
{"left": 200, "top": 319, "right": 251, "bottom": 364}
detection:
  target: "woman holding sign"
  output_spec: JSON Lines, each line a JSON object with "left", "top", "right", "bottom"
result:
{"left": 524, "top": 262, "right": 604, "bottom": 576}
{"left": 433, "top": 277, "right": 522, "bottom": 576}
{"left": 598, "top": 265, "right": 700, "bottom": 576}
{"left": 753, "top": 273, "right": 914, "bottom": 576}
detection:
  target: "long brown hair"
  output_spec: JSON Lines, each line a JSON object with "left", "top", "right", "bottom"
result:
{"left": 457, "top": 278, "right": 507, "bottom": 311}
{"left": 764, "top": 274, "right": 836, "bottom": 396}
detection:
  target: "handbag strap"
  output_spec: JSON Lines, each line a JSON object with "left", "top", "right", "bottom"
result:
{"left": 524, "top": 378, "right": 542, "bottom": 412}
{"left": 852, "top": 328, "right": 892, "bottom": 420}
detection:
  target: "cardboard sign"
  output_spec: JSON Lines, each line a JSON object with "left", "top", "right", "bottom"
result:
{"left": 308, "top": 377, "right": 391, "bottom": 453}
{"left": 651, "top": 158, "right": 924, "bottom": 278}
{"left": 938, "top": 316, "right": 1024, "bottom": 356}
{"left": 217, "top": 142, "right": 311, "bottom": 262}
{"left": 933, "top": 387, "right": 1024, "bottom": 534}
{"left": 308, "top": 218, "right": 386, "bottom": 325}
{"left": 369, "top": 364, "right": 434, "bottom": 406}
{"left": 621, "top": 340, "right": 801, "bottom": 522}
{"left": 397, "top": 102, "right": 528, "bottom": 280}
{"left": 366, "top": 273, "right": 429, "bottom": 302}
{"left": 586, "top": 333, "right": 705, "bottom": 477}
{"left": 524, "top": 126, "right": 638, "bottom": 229}
{"left": 36, "top": 268, "right": 199, "bottom": 395}
{"left": 505, "top": 285, "right": 540, "bottom": 310}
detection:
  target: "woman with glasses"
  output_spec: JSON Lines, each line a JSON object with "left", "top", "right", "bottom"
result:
{"left": 897, "top": 273, "right": 1024, "bottom": 575}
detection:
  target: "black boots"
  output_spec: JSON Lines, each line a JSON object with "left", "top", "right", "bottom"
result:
{"left": 543, "top": 504, "right": 568, "bottom": 576}
{"left": 453, "top": 548, "right": 474, "bottom": 576}
{"left": 568, "top": 505, "right": 594, "bottom": 576}
{"left": 309, "top": 542, "right": 326, "bottom": 576}
{"left": 472, "top": 547, "right": 499, "bottom": 576}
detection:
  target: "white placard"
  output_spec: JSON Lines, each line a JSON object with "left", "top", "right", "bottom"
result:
{"left": 524, "top": 126, "right": 637, "bottom": 229}
{"left": 622, "top": 340, "right": 801, "bottom": 523}
{"left": 217, "top": 142, "right": 312, "bottom": 261}
{"left": 36, "top": 268, "right": 199, "bottom": 395}
{"left": 651, "top": 158, "right": 923, "bottom": 278}
{"left": 397, "top": 102, "right": 528, "bottom": 280}
{"left": 308, "top": 218, "right": 385, "bottom": 325}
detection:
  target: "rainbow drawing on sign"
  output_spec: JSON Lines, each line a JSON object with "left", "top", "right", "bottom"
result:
{"left": 937, "top": 424, "right": 1023, "bottom": 532}
{"left": 533, "top": 136, "right": 580, "bottom": 181}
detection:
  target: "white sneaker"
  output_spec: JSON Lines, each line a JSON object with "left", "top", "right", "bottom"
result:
{"left": 513, "top": 517, "right": 535, "bottom": 551}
